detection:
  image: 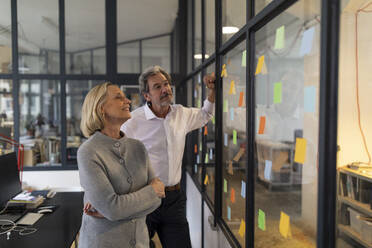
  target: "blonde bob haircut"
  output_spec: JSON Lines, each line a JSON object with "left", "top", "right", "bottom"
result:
{"left": 80, "top": 82, "right": 113, "bottom": 138}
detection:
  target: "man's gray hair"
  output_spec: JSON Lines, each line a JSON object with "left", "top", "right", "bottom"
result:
{"left": 139, "top": 65, "right": 172, "bottom": 94}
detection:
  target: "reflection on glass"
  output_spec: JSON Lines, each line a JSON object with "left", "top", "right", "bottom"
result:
{"left": 18, "top": 0, "right": 59, "bottom": 74}
{"left": 254, "top": 1, "right": 320, "bottom": 247}
{"left": 66, "top": 80, "right": 101, "bottom": 164}
{"left": 66, "top": 0, "right": 105, "bottom": 74}
{"left": 0, "top": 0, "right": 11, "bottom": 74}
{"left": 194, "top": 0, "right": 202, "bottom": 68}
{"left": 142, "top": 36, "right": 171, "bottom": 72}
{"left": 193, "top": 72, "right": 203, "bottom": 185}
{"left": 119, "top": 85, "right": 143, "bottom": 111}
{"left": 0, "top": 80, "right": 13, "bottom": 155}
{"left": 255, "top": 0, "right": 274, "bottom": 14}
{"left": 336, "top": 1, "right": 372, "bottom": 247}
{"left": 19, "top": 80, "right": 61, "bottom": 166}
{"left": 118, "top": 42, "right": 140, "bottom": 73}
{"left": 222, "top": 0, "right": 246, "bottom": 43}
{"left": 221, "top": 41, "right": 247, "bottom": 247}
{"left": 206, "top": 0, "right": 216, "bottom": 57}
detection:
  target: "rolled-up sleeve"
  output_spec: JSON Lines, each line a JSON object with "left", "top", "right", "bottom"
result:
{"left": 185, "top": 99, "right": 214, "bottom": 133}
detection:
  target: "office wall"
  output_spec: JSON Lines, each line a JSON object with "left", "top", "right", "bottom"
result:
{"left": 22, "top": 170, "right": 82, "bottom": 191}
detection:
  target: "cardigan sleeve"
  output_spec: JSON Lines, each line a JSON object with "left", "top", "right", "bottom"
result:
{"left": 78, "top": 146, "right": 161, "bottom": 221}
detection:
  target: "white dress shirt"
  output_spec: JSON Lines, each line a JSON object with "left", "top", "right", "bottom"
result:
{"left": 121, "top": 100, "right": 214, "bottom": 186}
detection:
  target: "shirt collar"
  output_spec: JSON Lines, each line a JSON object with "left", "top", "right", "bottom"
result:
{"left": 144, "top": 103, "right": 174, "bottom": 120}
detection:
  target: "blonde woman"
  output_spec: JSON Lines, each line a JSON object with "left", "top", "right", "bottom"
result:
{"left": 78, "top": 82, "right": 164, "bottom": 248}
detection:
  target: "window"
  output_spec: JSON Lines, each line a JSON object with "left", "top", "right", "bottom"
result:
{"left": 0, "top": 0, "right": 11, "bottom": 74}
{"left": 0, "top": 80, "right": 13, "bottom": 155}
{"left": 118, "top": 42, "right": 140, "bottom": 73}
{"left": 142, "top": 36, "right": 171, "bottom": 72}
{"left": 222, "top": 0, "right": 246, "bottom": 43}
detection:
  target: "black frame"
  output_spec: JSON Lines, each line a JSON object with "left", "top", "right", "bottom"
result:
{"left": 181, "top": 0, "right": 340, "bottom": 247}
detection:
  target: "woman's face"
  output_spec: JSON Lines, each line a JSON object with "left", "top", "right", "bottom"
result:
{"left": 101, "top": 85, "right": 131, "bottom": 125}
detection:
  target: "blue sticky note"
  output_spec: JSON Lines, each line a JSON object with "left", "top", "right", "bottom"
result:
{"left": 230, "top": 108, "right": 234, "bottom": 121}
{"left": 194, "top": 89, "right": 197, "bottom": 98}
{"left": 194, "top": 164, "right": 197, "bottom": 173}
{"left": 224, "top": 133, "right": 228, "bottom": 146}
{"left": 304, "top": 86, "right": 316, "bottom": 113}
{"left": 264, "top": 160, "right": 272, "bottom": 180}
{"left": 227, "top": 206, "right": 231, "bottom": 220}
{"left": 209, "top": 149, "right": 213, "bottom": 159}
{"left": 196, "top": 155, "right": 200, "bottom": 164}
{"left": 300, "top": 27, "right": 315, "bottom": 56}
{"left": 241, "top": 181, "right": 246, "bottom": 198}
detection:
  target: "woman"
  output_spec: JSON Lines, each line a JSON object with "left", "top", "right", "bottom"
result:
{"left": 78, "top": 82, "right": 164, "bottom": 248}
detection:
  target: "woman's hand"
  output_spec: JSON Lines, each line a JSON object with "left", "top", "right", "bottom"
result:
{"left": 150, "top": 178, "right": 165, "bottom": 198}
{"left": 84, "top": 202, "right": 104, "bottom": 218}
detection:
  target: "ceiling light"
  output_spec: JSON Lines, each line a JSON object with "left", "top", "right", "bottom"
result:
{"left": 222, "top": 26, "right": 239, "bottom": 34}
{"left": 194, "top": 54, "right": 210, "bottom": 60}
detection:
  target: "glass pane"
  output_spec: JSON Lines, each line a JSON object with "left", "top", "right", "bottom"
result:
{"left": 119, "top": 85, "right": 142, "bottom": 111}
{"left": 193, "top": 72, "right": 203, "bottom": 185}
{"left": 194, "top": 0, "right": 202, "bottom": 68}
{"left": 19, "top": 80, "right": 61, "bottom": 167}
{"left": 254, "top": 1, "right": 320, "bottom": 247}
{"left": 221, "top": 41, "right": 247, "bottom": 247}
{"left": 0, "top": 80, "right": 13, "bottom": 155}
{"left": 206, "top": 0, "right": 215, "bottom": 58}
{"left": 66, "top": 80, "right": 101, "bottom": 165}
{"left": 118, "top": 42, "right": 140, "bottom": 73}
{"left": 336, "top": 1, "right": 372, "bottom": 247}
{"left": 186, "top": 78, "right": 194, "bottom": 174}
{"left": 222, "top": 0, "right": 246, "bottom": 44}
{"left": 142, "top": 36, "right": 171, "bottom": 72}
{"left": 93, "top": 48, "right": 105, "bottom": 74}
{"left": 0, "top": 0, "right": 12, "bottom": 74}
{"left": 187, "top": 0, "right": 193, "bottom": 74}
{"left": 255, "top": 0, "right": 274, "bottom": 14}
{"left": 18, "top": 0, "right": 59, "bottom": 74}
{"left": 66, "top": 0, "right": 105, "bottom": 74}
{"left": 205, "top": 62, "right": 216, "bottom": 204}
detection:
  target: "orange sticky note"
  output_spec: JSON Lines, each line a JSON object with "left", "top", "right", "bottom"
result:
{"left": 231, "top": 188, "right": 235, "bottom": 203}
{"left": 238, "top": 92, "right": 244, "bottom": 107}
{"left": 238, "top": 219, "right": 246, "bottom": 237}
{"left": 258, "top": 116, "right": 266, "bottom": 134}
{"left": 204, "top": 174, "right": 209, "bottom": 185}
{"left": 229, "top": 80, "right": 236, "bottom": 95}
{"left": 294, "top": 137, "right": 307, "bottom": 164}
{"left": 279, "top": 211, "right": 292, "bottom": 238}
{"left": 204, "top": 126, "right": 208, "bottom": 136}
{"left": 228, "top": 161, "right": 234, "bottom": 175}
{"left": 194, "top": 144, "right": 197, "bottom": 154}
{"left": 255, "top": 55, "right": 265, "bottom": 75}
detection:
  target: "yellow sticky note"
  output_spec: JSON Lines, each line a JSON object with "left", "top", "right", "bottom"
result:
{"left": 223, "top": 100, "right": 228, "bottom": 113}
{"left": 205, "top": 153, "right": 209, "bottom": 163}
{"left": 204, "top": 174, "right": 209, "bottom": 185}
{"left": 221, "top": 64, "right": 227, "bottom": 78}
{"left": 242, "top": 50, "right": 246, "bottom": 67}
{"left": 238, "top": 219, "right": 246, "bottom": 238}
{"left": 275, "top": 25, "right": 285, "bottom": 50}
{"left": 229, "top": 80, "right": 236, "bottom": 95}
{"left": 255, "top": 55, "right": 265, "bottom": 75}
{"left": 279, "top": 211, "right": 292, "bottom": 238}
{"left": 294, "top": 137, "right": 307, "bottom": 164}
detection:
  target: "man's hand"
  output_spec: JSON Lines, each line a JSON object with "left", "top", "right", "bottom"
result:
{"left": 84, "top": 202, "right": 104, "bottom": 218}
{"left": 150, "top": 178, "right": 165, "bottom": 198}
{"left": 203, "top": 72, "right": 216, "bottom": 103}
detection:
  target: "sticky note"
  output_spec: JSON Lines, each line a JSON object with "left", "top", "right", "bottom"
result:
{"left": 211, "top": 116, "right": 215, "bottom": 124}
{"left": 274, "top": 25, "right": 285, "bottom": 50}
{"left": 221, "top": 64, "right": 227, "bottom": 78}
{"left": 194, "top": 144, "right": 197, "bottom": 154}
{"left": 241, "top": 181, "right": 246, "bottom": 198}
{"left": 204, "top": 174, "right": 209, "bottom": 185}
{"left": 230, "top": 107, "right": 234, "bottom": 121}
{"left": 209, "top": 149, "right": 213, "bottom": 159}
{"left": 228, "top": 161, "right": 234, "bottom": 175}
{"left": 242, "top": 50, "right": 246, "bottom": 67}
{"left": 255, "top": 55, "right": 265, "bottom": 75}
{"left": 224, "top": 133, "right": 228, "bottom": 146}
{"left": 197, "top": 99, "right": 201, "bottom": 108}
{"left": 273, "top": 82, "right": 282, "bottom": 104}
{"left": 194, "top": 164, "right": 197, "bottom": 173}
{"left": 233, "top": 148, "right": 245, "bottom": 162}
{"left": 264, "top": 160, "right": 272, "bottom": 180}
{"left": 300, "top": 27, "right": 315, "bottom": 56}
{"left": 229, "top": 80, "right": 236, "bottom": 95}
{"left": 258, "top": 116, "right": 266, "bottom": 134}
{"left": 238, "top": 92, "right": 244, "bottom": 107}
{"left": 258, "top": 209, "right": 266, "bottom": 231}
{"left": 231, "top": 188, "right": 235, "bottom": 203}
{"left": 205, "top": 153, "right": 209, "bottom": 163}
{"left": 238, "top": 219, "right": 246, "bottom": 237}
{"left": 279, "top": 211, "right": 292, "bottom": 238}
{"left": 200, "top": 141, "right": 202, "bottom": 151}
{"left": 224, "top": 179, "right": 227, "bottom": 192}
{"left": 294, "top": 137, "right": 307, "bottom": 164}
{"left": 204, "top": 126, "right": 208, "bottom": 135}
{"left": 194, "top": 89, "right": 197, "bottom": 98}
{"left": 262, "top": 58, "right": 268, "bottom": 75}
{"left": 233, "top": 130, "right": 237, "bottom": 145}
{"left": 227, "top": 206, "right": 231, "bottom": 220}
{"left": 304, "top": 86, "right": 316, "bottom": 113}
{"left": 196, "top": 155, "right": 200, "bottom": 164}
{"left": 198, "top": 74, "right": 201, "bottom": 83}
{"left": 223, "top": 99, "right": 228, "bottom": 112}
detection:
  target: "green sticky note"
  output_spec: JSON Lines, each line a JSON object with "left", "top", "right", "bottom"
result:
{"left": 223, "top": 100, "right": 228, "bottom": 113}
{"left": 197, "top": 99, "right": 201, "bottom": 108}
{"left": 224, "top": 179, "right": 227, "bottom": 192}
{"left": 258, "top": 209, "right": 266, "bottom": 231}
{"left": 212, "top": 116, "right": 215, "bottom": 124}
{"left": 205, "top": 153, "right": 209, "bottom": 163}
{"left": 273, "top": 82, "right": 282, "bottom": 104}
{"left": 233, "top": 130, "right": 237, "bottom": 145}
{"left": 275, "top": 25, "right": 285, "bottom": 50}
{"left": 241, "top": 50, "right": 246, "bottom": 67}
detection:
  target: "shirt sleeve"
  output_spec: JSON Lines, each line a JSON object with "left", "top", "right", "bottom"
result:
{"left": 78, "top": 147, "right": 161, "bottom": 222}
{"left": 185, "top": 99, "right": 215, "bottom": 133}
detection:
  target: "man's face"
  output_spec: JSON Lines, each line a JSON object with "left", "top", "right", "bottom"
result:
{"left": 144, "top": 73, "right": 173, "bottom": 108}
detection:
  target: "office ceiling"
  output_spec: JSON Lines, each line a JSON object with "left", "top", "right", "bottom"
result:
{"left": 0, "top": 0, "right": 178, "bottom": 54}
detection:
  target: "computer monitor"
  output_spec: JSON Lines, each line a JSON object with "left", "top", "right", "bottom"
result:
{"left": 0, "top": 152, "right": 22, "bottom": 208}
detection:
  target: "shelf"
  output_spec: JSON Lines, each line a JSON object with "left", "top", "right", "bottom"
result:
{"left": 340, "top": 167, "right": 372, "bottom": 183}
{"left": 338, "top": 224, "right": 372, "bottom": 248}
{"left": 340, "top": 196, "right": 372, "bottom": 216}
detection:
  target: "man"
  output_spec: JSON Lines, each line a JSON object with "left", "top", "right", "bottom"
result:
{"left": 121, "top": 65, "right": 215, "bottom": 247}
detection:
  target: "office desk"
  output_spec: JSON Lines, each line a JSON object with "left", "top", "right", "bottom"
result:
{"left": 0, "top": 192, "right": 83, "bottom": 248}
